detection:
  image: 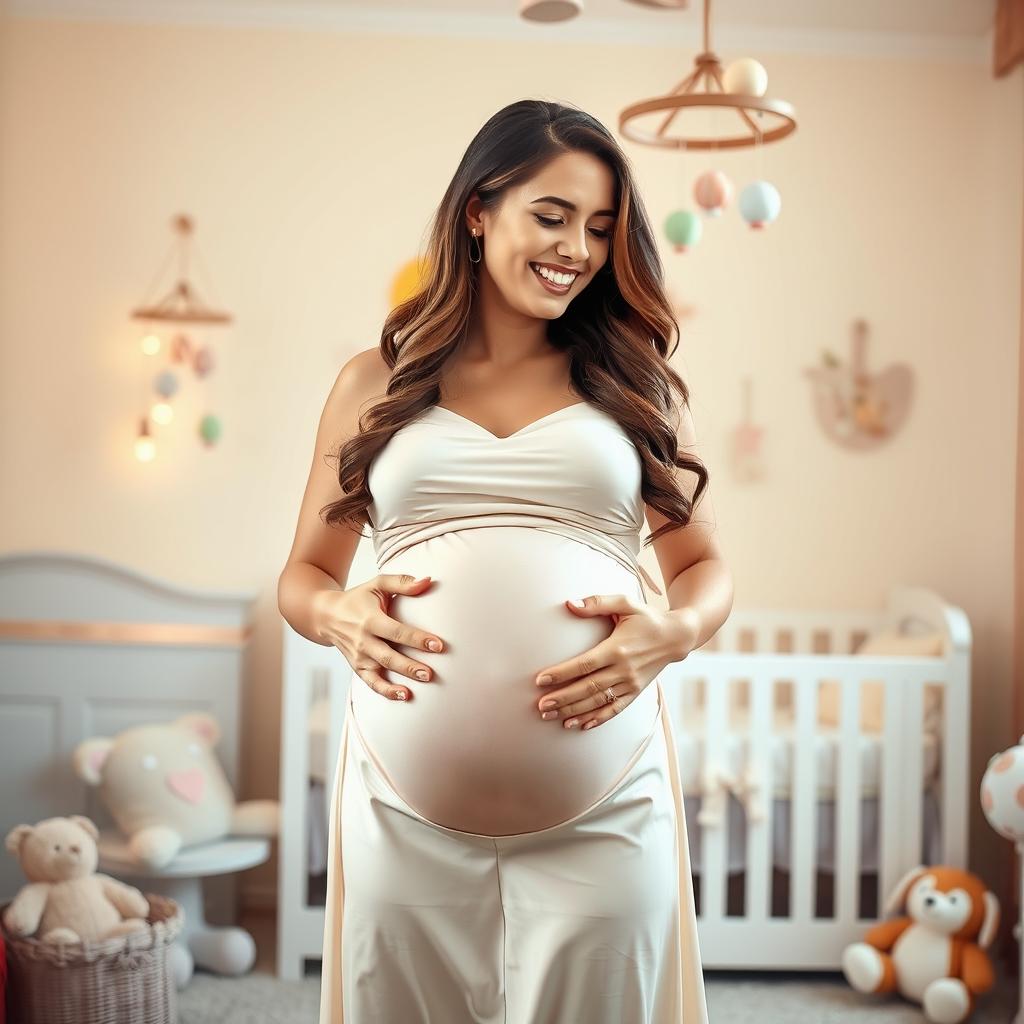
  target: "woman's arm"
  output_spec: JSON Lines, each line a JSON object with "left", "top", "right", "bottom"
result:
{"left": 644, "top": 399, "right": 733, "bottom": 657}
{"left": 278, "top": 347, "right": 387, "bottom": 645}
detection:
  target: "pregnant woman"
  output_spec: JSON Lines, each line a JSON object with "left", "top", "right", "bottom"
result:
{"left": 279, "top": 99, "right": 733, "bottom": 1023}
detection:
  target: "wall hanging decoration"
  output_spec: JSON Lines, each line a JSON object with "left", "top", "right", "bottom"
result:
{"left": 130, "top": 214, "right": 233, "bottom": 461}
{"left": 803, "top": 318, "right": 914, "bottom": 450}
{"left": 617, "top": 0, "right": 795, "bottom": 239}
{"left": 728, "top": 376, "right": 765, "bottom": 483}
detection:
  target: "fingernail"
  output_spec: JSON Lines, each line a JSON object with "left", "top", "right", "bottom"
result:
{"left": 536, "top": 674, "right": 552, "bottom": 685}
{"left": 415, "top": 670, "right": 429, "bottom": 681}
{"left": 568, "top": 599, "right": 585, "bottom": 608}
{"left": 396, "top": 691, "right": 408, "bottom": 700}
{"left": 583, "top": 720, "right": 598, "bottom": 730}
{"left": 541, "top": 711, "right": 559, "bottom": 720}
{"left": 540, "top": 699, "right": 557, "bottom": 710}
{"left": 565, "top": 718, "right": 579, "bottom": 728}
{"left": 426, "top": 639, "right": 442, "bottom": 652}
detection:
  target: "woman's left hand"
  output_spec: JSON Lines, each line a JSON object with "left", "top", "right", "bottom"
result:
{"left": 534, "top": 594, "right": 698, "bottom": 731}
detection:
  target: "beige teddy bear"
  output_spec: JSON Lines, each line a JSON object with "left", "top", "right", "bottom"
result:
{"left": 73, "top": 712, "right": 279, "bottom": 870}
{"left": 3, "top": 815, "right": 150, "bottom": 944}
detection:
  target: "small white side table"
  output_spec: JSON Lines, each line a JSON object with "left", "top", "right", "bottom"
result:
{"left": 97, "top": 831, "right": 271, "bottom": 989}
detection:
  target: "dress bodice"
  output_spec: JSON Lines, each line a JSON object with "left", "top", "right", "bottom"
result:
{"left": 366, "top": 401, "right": 663, "bottom": 598}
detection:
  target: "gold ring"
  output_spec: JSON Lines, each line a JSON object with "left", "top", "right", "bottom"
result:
{"left": 604, "top": 687, "right": 616, "bottom": 704}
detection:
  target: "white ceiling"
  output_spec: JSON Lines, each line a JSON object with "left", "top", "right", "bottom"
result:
{"left": 4, "top": 0, "right": 997, "bottom": 59}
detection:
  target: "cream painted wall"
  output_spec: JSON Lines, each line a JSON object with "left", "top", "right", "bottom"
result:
{"left": 1, "top": 15, "right": 1021, "bottom": 913}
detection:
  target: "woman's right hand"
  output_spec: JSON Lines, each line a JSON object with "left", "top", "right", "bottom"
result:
{"left": 314, "top": 574, "right": 444, "bottom": 701}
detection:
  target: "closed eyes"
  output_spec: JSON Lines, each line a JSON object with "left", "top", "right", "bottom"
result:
{"left": 534, "top": 214, "right": 611, "bottom": 239}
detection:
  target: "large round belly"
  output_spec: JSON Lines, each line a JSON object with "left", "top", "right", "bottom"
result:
{"left": 349, "top": 526, "right": 661, "bottom": 836}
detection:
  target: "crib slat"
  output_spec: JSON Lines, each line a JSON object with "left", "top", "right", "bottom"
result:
{"left": 942, "top": 650, "right": 969, "bottom": 866}
{"left": 901, "top": 672, "right": 924, "bottom": 869}
{"left": 700, "top": 672, "right": 729, "bottom": 925}
{"left": 835, "top": 670, "right": 861, "bottom": 924}
{"left": 790, "top": 669, "right": 817, "bottom": 924}
{"left": 745, "top": 668, "right": 773, "bottom": 922}
{"left": 879, "top": 676, "right": 905, "bottom": 915}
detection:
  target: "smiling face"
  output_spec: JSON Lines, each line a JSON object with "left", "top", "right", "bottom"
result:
{"left": 467, "top": 150, "right": 617, "bottom": 318}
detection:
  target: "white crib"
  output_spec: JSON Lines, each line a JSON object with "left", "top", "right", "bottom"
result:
{"left": 276, "top": 583, "right": 971, "bottom": 978}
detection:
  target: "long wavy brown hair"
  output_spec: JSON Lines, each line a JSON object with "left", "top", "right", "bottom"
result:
{"left": 322, "top": 99, "right": 708, "bottom": 549}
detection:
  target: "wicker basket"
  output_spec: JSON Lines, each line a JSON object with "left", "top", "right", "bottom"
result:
{"left": 0, "top": 893, "right": 182, "bottom": 1024}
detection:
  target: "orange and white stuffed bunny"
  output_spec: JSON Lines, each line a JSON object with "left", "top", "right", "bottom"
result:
{"left": 842, "top": 864, "right": 999, "bottom": 1024}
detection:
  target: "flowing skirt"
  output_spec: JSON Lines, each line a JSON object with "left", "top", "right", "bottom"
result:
{"left": 318, "top": 679, "right": 709, "bottom": 1023}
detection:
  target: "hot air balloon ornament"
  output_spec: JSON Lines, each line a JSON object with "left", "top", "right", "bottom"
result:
{"left": 154, "top": 370, "right": 180, "bottom": 401}
{"left": 193, "top": 345, "right": 215, "bottom": 379}
{"left": 198, "top": 413, "right": 222, "bottom": 449}
{"left": 739, "top": 181, "right": 782, "bottom": 230}
{"left": 694, "top": 171, "right": 734, "bottom": 218}
{"left": 722, "top": 57, "right": 768, "bottom": 100}
{"left": 664, "top": 209, "right": 703, "bottom": 253}
{"left": 169, "top": 333, "right": 193, "bottom": 365}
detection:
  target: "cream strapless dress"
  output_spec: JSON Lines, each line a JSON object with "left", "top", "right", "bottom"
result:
{"left": 319, "top": 400, "right": 708, "bottom": 1024}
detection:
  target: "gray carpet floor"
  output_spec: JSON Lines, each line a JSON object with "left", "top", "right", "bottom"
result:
{"left": 177, "top": 966, "right": 1020, "bottom": 1023}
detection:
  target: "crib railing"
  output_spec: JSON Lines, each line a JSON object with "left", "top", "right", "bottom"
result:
{"left": 664, "top": 642, "right": 969, "bottom": 968}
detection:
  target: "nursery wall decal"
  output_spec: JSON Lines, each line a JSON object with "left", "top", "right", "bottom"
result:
{"left": 804, "top": 318, "right": 914, "bottom": 449}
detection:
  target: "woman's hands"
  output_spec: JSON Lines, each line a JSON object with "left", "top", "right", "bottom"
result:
{"left": 534, "top": 594, "right": 697, "bottom": 731}
{"left": 315, "top": 574, "right": 444, "bottom": 701}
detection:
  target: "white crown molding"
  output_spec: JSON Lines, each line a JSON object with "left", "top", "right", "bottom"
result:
{"left": 1, "top": 0, "right": 993, "bottom": 63}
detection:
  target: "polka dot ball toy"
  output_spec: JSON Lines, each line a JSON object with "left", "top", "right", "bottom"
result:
{"left": 980, "top": 735, "right": 1024, "bottom": 843}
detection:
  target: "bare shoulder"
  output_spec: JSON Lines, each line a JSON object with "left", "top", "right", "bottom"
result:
{"left": 281, "top": 347, "right": 391, "bottom": 573}
{"left": 321, "top": 346, "right": 392, "bottom": 438}
{"left": 347, "top": 345, "right": 390, "bottom": 384}
{"left": 341, "top": 346, "right": 392, "bottom": 414}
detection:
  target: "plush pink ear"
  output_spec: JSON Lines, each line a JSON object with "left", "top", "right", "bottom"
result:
{"left": 174, "top": 712, "right": 221, "bottom": 747}
{"left": 73, "top": 738, "right": 113, "bottom": 786}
